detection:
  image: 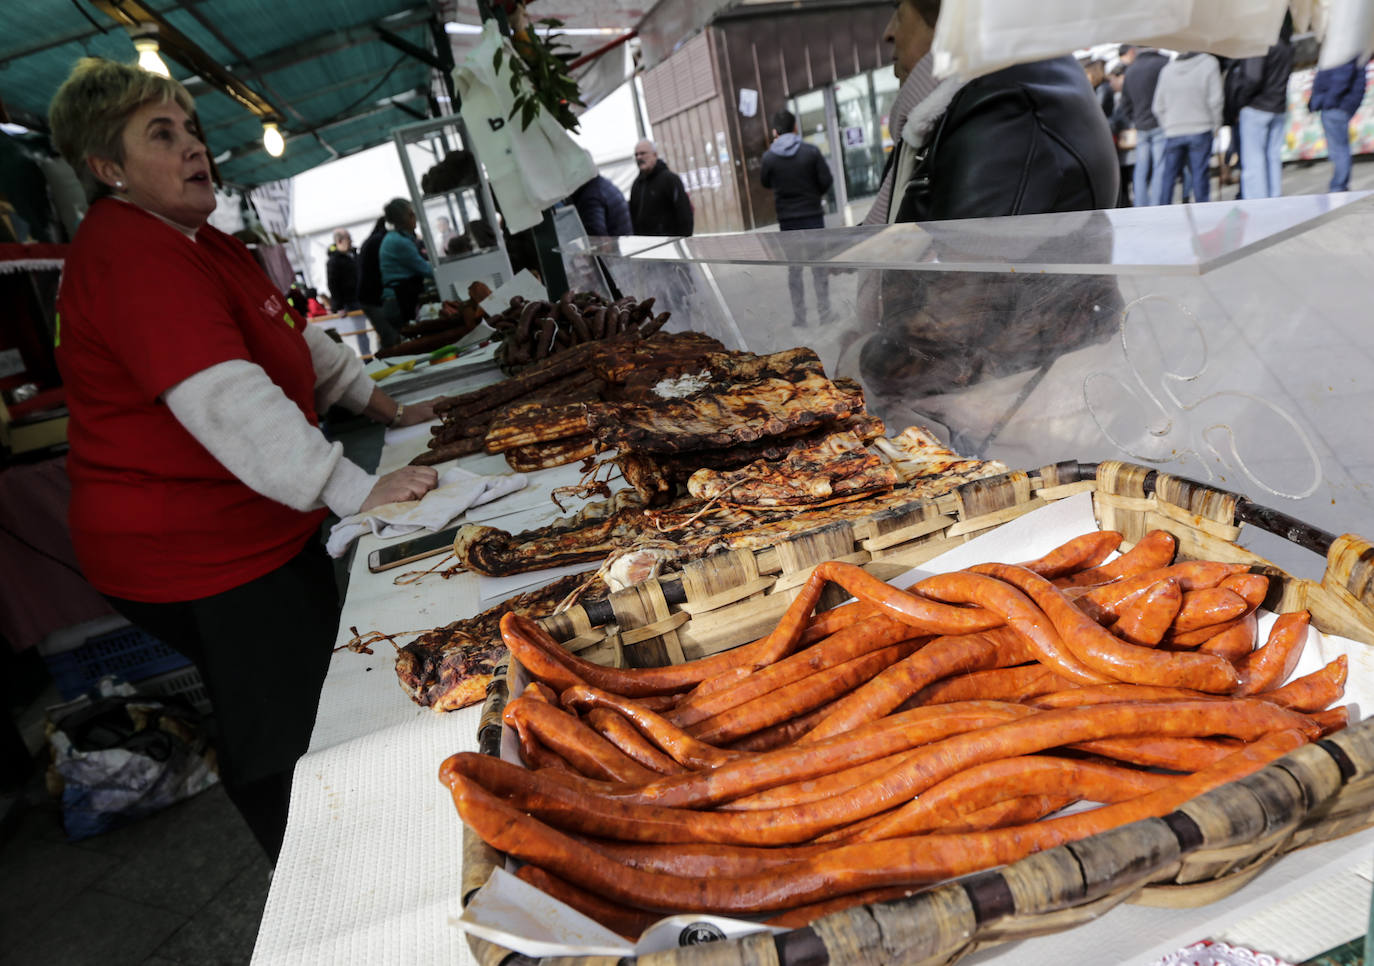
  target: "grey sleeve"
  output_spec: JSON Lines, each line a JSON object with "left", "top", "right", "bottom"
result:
{"left": 163, "top": 360, "right": 377, "bottom": 517}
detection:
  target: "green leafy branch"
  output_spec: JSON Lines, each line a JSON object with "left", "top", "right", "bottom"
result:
{"left": 491, "top": 17, "right": 585, "bottom": 132}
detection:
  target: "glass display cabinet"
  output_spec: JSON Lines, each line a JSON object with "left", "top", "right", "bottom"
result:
{"left": 563, "top": 192, "right": 1374, "bottom": 577}
{"left": 392, "top": 113, "right": 512, "bottom": 301}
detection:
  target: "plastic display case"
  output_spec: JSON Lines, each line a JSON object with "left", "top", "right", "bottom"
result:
{"left": 564, "top": 193, "right": 1374, "bottom": 578}
{"left": 392, "top": 114, "right": 513, "bottom": 301}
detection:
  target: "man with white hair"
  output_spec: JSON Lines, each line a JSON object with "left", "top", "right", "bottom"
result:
{"left": 325, "top": 227, "right": 360, "bottom": 312}
{"left": 629, "top": 139, "right": 693, "bottom": 236}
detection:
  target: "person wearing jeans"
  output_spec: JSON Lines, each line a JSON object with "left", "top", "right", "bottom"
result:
{"left": 1238, "top": 105, "right": 1287, "bottom": 198}
{"left": 1234, "top": 15, "right": 1295, "bottom": 199}
{"left": 1155, "top": 132, "right": 1215, "bottom": 205}
{"left": 1152, "top": 52, "right": 1222, "bottom": 204}
{"left": 1309, "top": 57, "right": 1368, "bottom": 192}
{"left": 1134, "top": 126, "right": 1167, "bottom": 206}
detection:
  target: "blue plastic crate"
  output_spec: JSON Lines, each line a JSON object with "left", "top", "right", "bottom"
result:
{"left": 43, "top": 625, "right": 192, "bottom": 700}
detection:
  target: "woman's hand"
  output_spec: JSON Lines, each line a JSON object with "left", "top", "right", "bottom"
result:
{"left": 359, "top": 465, "right": 439, "bottom": 513}
{"left": 396, "top": 398, "right": 437, "bottom": 427}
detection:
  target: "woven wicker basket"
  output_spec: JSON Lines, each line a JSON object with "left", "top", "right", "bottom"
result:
{"left": 459, "top": 459, "right": 1374, "bottom": 966}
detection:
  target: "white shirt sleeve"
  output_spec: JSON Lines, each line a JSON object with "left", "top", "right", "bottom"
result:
{"left": 163, "top": 360, "right": 376, "bottom": 517}
{"left": 302, "top": 322, "right": 374, "bottom": 414}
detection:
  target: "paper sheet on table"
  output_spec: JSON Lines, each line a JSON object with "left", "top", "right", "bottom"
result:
{"left": 456, "top": 869, "right": 785, "bottom": 959}
{"left": 466, "top": 491, "right": 1374, "bottom": 962}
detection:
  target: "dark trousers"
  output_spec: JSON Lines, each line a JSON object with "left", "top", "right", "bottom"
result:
{"left": 1156, "top": 132, "right": 1213, "bottom": 205}
{"left": 361, "top": 301, "right": 401, "bottom": 350}
{"left": 779, "top": 214, "right": 830, "bottom": 324}
{"left": 104, "top": 540, "right": 339, "bottom": 862}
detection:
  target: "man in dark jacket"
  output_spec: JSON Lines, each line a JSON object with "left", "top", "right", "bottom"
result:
{"left": 325, "top": 228, "right": 360, "bottom": 312}
{"left": 1309, "top": 57, "right": 1367, "bottom": 192}
{"left": 761, "top": 109, "right": 835, "bottom": 323}
{"left": 1235, "top": 14, "right": 1295, "bottom": 199}
{"left": 1117, "top": 46, "right": 1171, "bottom": 206}
{"left": 570, "top": 174, "right": 633, "bottom": 237}
{"left": 629, "top": 140, "right": 694, "bottom": 236}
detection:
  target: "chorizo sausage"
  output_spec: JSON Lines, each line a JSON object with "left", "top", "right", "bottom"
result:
{"left": 669, "top": 614, "right": 923, "bottom": 728}
{"left": 450, "top": 700, "right": 1316, "bottom": 846}
{"left": 973, "top": 564, "right": 1241, "bottom": 693}
{"left": 1197, "top": 613, "right": 1258, "bottom": 662}
{"left": 800, "top": 626, "right": 1035, "bottom": 742}
{"left": 1017, "top": 530, "right": 1124, "bottom": 578}
{"left": 1029, "top": 683, "right": 1214, "bottom": 708}
{"left": 443, "top": 728, "right": 1308, "bottom": 912}
{"left": 908, "top": 663, "right": 1075, "bottom": 706}
{"left": 1056, "top": 529, "right": 1178, "bottom": 588}
{"left": 1234, "top": 610, "right": 1311, "bottom": 695}
{"left": 1067, "top": 735, "right": 1242, "bottom": 771}
{"left": 498, "top": 568, "right": 831, "bottom": 696}
{"left": 1169, "top": 588, "right": 1250, "bottom": 634}
{"left": 515, "top": 865, "right": 659, "bottom": 940}
{"left": 912, "top": 571, "right": 1111, "bottom": 686}
{"left": 812, "top": 561, "right": 1004, "bottom": 636}
{"left": 502, "top": 695, "right": 660, "bottom": 784}
{"left": 563, "top": 684, "right": 739, "bottom": 769}
{"left": 1077, "top": 561, "right": 1250, "bottom": 616}
{"left": 689, "top": 638, "right": 926, "bottom": 745}
{"left": 848, "top": 755, "right": 1176, "bottom": 841}
{"left": 1112, "top": 578, "right": 1182, "bottom": 646}
{"left": 584, "top": 707, "right": 689, "bottom": 775}
{"left": 1259, "top": 655, "right": 1347, "bottom": 712}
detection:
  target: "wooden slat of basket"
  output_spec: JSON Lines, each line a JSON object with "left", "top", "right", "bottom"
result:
{"left": 1093, "top": 461, "right": 1154, "bottom": 542}
{"left": 808, "top": 883, "right": 976, "bottom": 966}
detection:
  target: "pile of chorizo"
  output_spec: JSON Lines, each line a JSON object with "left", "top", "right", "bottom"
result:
{"left": 441, "top": 529, "right": 1348, "bottom": 935}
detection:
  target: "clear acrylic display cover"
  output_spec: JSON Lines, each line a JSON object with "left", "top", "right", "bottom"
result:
{"left": 565, "top": 193, "right": 1374, "bottom": 577}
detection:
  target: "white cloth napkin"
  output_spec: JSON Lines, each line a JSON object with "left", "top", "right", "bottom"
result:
{"left": 325, "top": 467, "right": 528, "bottom": 557}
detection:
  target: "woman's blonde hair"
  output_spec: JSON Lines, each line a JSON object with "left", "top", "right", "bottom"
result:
{"left": 48, "top": 57, "right": 197, "bottom": 201}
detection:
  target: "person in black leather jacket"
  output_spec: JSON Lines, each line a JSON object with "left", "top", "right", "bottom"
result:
{"left": 886, "top": 56, "right": 1119, "bottom": 218}
{"left": 856, "top": 0, "right": 1122, "bottom": 421}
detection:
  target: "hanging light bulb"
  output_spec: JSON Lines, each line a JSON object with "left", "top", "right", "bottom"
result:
{"left": 262, "top": 122, "right": 285, "bottom": 158}
{"left": 132, "top": 35, "right": 170, "bottom": 77}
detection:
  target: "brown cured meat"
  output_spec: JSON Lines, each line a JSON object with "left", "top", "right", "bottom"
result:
{"left": 687, "top": 432, "right": 899, "bottom": 508}
{"left": 588, "top": 372, "right": 864, "bottom": 455}
{"left": 588, "top": 332, "right": 726, "bottom": 386}
{"left": 432, "top": 342, "right": 598, "bottom": 416}
{"left": 453, "top": 490, "right": 662, "bottom": 576}
{"left": 393, "top": 571, "right": 605, "bottom": 711}
{"left": 485, "top": 402, "right": 591, "bottom": 453}
{"left": 450, "top": 436, "right": 1007, "bottom": 577}
{"left": 615, "top": 413, "right": 888, "bottom": 507}
{"left": 410, "top": 436, "right": 486, "bottom": 466}
{"left": 875, "top": 425, "right": 1006, "bottom": 484}
{"left": 505, "top": 436, "right": 599, "bottom": 472}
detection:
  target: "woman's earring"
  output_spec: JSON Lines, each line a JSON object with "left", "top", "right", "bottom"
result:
{"left": 115, "top": 181, "right": 124, "bottom": 190}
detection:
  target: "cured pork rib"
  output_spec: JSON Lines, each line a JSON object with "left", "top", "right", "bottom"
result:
{"left": 485, "top": 402, "right": 590, "bottom": 453}
{"left": 394, "top": 571, "right": 604, "bottom": 711}
{"left": 588, "top": 371, "right": 863, "bottom": 455}
{"left": 505, "top": 436, "right": 598, "bottom": 473}
{"left": 687, "top": 431, "right": 898, "bottom": 508}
